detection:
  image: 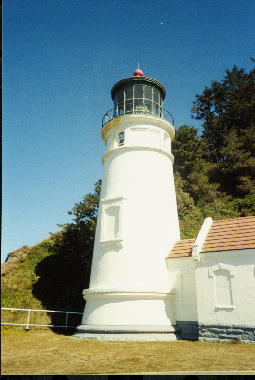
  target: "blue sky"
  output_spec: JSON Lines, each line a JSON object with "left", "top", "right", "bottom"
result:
{"left": 3, "top": 0, "right": 255, "bottom": 261}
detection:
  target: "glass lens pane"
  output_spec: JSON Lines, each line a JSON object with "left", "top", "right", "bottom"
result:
{"left": 125, "top": 100, "right": 133, "bottom": 113}
{"left": 117, "top": 89, "right": 124, "bottom": 103}
{"left": 118, "top": 102, "right": 124, "bottom": 116}
{"left": 125, "top": 85, "right": 133, "bottom": 100}
{"left": 113, "top": 99, "right": 118, "bottom": 117}
{"left": 134, "top": 99, "right": 144, "bottom": 114}
{"left": 134, "top": 84, "right": 143, "bottom": 98}
{"left": 144, "top": 85, "right": 152, "bottom": 100}
{"left": 144, "top": 100, "right": 152, "bottom": 114}
{"left": 152, "top": 103, "right": 160, "bottom": 116}
{"left": 153, "top": 88, "right": 160, "bottom": 104}
{"left": 134, "top": 98, "right": 143, "bottom": 108}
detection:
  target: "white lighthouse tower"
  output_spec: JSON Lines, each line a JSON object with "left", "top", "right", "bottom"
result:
{"left": 75, "top": 68, "right": 180, "bottom": 340}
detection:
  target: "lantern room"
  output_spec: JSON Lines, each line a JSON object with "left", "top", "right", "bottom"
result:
{"left": 102, "top": 69, "right": 174, "bottom": 127}
{"left": 111, "top": 69, "right": 166, "bottom": 119}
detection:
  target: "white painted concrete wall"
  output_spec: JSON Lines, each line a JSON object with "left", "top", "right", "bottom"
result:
{"left": 166, "top": 257, "right": 198, "bottom": 322}
{"left": 166, "top": 248, "right": 255, "bottom": 328}
{"left": 195, "top": 249, "right": 255, "bottom": 326}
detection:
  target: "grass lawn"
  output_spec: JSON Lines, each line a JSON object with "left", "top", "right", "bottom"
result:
{"left": 2, "top": 328, "right": 255, "bottom": 374}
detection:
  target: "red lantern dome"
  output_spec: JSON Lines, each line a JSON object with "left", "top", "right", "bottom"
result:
{"left": 133, "top": 68, "right": 144, "bottom": 77}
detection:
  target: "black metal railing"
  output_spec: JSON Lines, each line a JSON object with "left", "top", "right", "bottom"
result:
{"left": 102, "top": 106, "right": 175, "bottom": 128}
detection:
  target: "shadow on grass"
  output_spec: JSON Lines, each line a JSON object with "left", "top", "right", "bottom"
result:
{"left": 32, "top": 223, "right": 94, "bottom": 335}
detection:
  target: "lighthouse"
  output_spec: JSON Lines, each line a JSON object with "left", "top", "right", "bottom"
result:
{"left": 75, "top": 68, "right": 180, "bottom": 341}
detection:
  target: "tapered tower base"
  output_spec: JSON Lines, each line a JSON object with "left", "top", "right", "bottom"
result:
{"left": 74, "top": 322, "right": 180, "bottom": 341}
{"left": 74, "top": 330, "right": 179, "bottom": 342}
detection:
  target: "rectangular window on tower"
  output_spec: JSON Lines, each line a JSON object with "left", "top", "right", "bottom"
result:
{"left": 118, "top": 131, "right": 125, "bottom": 146}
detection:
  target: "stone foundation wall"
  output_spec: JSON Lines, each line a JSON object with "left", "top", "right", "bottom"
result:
{"left": 176, "top": 321, "right": 255, "bottom": 343}
{"left": 199, "top": 323, "right": 255, "bottom": 343}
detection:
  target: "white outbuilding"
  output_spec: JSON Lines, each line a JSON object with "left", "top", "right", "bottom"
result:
{"left": 167, "top": 215, "right": 255, "bottom": 343}
{"left": 75, "top": 69, "right": 255, "bottom": 342}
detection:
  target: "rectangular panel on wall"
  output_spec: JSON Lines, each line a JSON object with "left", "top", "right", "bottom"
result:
{"left": 214, "top": 269, "right": 233, "bottom": 307}
{"left": 208, "top": 263, "right": 235, "bottom": 309}
{"left": 99, "top": 196, "right": 126, "bottom": 249}
{"left": 105, "top": 205, "right": 120, "bottom": 240}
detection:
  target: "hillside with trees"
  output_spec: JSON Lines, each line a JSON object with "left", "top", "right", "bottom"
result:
{"left": 174, "top": 62, "right": 255, "bottom": 237}
{"left": 2, "top": 63, "right": 255, "bottom": 321}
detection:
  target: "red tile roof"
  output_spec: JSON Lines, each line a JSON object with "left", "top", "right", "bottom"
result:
{"left": 168, "top": 238, "right": 195, "bottom": 258}
{"left": 201, "top": 216, "right": 255, "bottom": 253}
{"left": 168, "top": 216, "right": 255, "bottom": 258}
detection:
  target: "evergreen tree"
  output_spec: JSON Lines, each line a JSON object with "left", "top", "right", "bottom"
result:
{"left": 172, "top": 125, "right": 219, "bottom": 203}
{"left": 191, "top": 64, "right": 255, "bottom": 196}
{"left": 172, "top": 125, "right": 203, "bottom": 178}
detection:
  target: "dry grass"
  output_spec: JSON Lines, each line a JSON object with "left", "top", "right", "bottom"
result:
{"left": 2, "top": 328, "right": 255, "bottom": 374}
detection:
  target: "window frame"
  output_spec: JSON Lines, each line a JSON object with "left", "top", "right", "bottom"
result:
{"left": 118, "top": 131, "right": 125, "bottom": 146}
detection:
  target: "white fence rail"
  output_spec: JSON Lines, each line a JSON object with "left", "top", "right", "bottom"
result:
{"left": 1, "top": 307, "right": 83, "bottom": 330}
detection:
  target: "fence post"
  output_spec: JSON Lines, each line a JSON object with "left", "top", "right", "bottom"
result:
{"left": 25, "top": 310, "right": 31, "bottom": 331}
{"left": 65, "top": 312, "right": 69, "bottom": 329}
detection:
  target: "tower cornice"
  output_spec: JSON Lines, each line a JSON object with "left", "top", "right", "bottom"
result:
{"left": 101, "top": 114, "right": 175, "bottom": 141}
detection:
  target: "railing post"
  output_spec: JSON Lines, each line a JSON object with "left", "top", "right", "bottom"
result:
{"left": 25, "top": 310, "right": 31, "bottom": 331}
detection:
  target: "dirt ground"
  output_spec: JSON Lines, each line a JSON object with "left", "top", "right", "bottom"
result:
{"left": 2, "top": 328, "right": 255, "bottom": 374}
